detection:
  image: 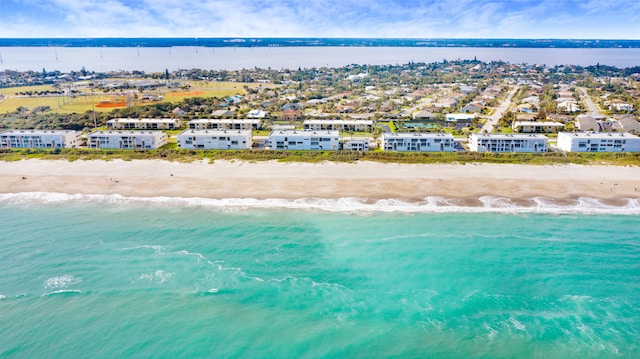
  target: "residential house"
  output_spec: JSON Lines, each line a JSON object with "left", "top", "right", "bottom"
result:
{"left": 517, "top": 103, "right": 536, "bottom": 114}
{"left": 433, "top": 97, "right": 459, "bottom": 108}
{"left": 210, "top": 109, "right": 234, "bottom": 118}
{"left": 521, "top": 95, "right": 540, "bottom": 106}
{"left": 576, "top": 115, "right": 601, "bottom": 132}
{"left": 412, "top": 110, "right": 439, "bottom": 121}
{"left": 445, "top": 113, "right": 475, "bottom": 127}
{"left": 281, "top": 109, "right": 302, "bottom": 121}
{"left": 460, "top": 103, "right": 483, "bottom": 113}
{"left": 172, "top": 107, "right": 186, "bottom": 116}
{"left": 247, "top": 110, "right": 268, "bottom": 119}
{"left": 557, "top": 99, "right": 580, "bottom": 113}
{"left": 612, "top": 115, "right": 640, "bottom": 134}
{"left": 226, "top": 95, "right": 243, "bottom": 105}
{"left": 606, "top": 100, "right": 633, "bottom": 112}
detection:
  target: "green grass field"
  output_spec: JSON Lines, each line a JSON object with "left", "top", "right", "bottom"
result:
{"left": 0, "top": 81, "right": 277, "bottom": 114}
{"left": 0, "top": 94, "right": 126, "bottom": 114}
{"left": 0, "top": 84, "right": 57, "bottom": 95}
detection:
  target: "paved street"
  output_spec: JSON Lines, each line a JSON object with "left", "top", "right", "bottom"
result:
{"left": 480, "top": 85, "right": 519, "bottom": 133}
{"left": 578, "top": 87, "right": 602, "bottom": 115}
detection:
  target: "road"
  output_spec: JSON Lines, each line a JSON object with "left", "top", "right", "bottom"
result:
{"left": 578, "top": 87, "right": 601, "bottom": 116}
{"left": 480, "top": 85, "right": 519, "bottom": 133}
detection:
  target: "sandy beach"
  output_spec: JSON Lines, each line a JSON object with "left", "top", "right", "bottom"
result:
{"left": 1, "top": 159, "right": 639, "bottom": 201}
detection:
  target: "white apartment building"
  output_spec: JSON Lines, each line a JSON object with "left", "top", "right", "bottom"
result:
{"left": 0, "top": 129, "right": 82, "bottom": 149}
{"left": 87, "top": 130, "right": 168, "bottom": 149}
{"left": 188, "top": 119, "right": 262, "bottom": 130}
{"left": 268, "top": 130, "right": 339, "bottom": 150}
{"left": 556, "top": 132, "right": 640, "bottom": 152}
{"left": 177, "top": 129, "right": 252, "bottom": 150}
{"left": 468, "top": 133, "right": 548, "bottom": 153}
{"left": 382, "top": 132, "right": 455, "bottom": 152}
{"left": 106, "top": 118, "right": 182, "bottom": 130}
{"left": 303, "top": 119, "right": 374, "bottom": 132}
{"left": 343, "top": 137, "right": 371, "bottom": 151}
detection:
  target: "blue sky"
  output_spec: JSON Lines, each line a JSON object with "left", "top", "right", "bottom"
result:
{"left": 0, "top": 0, "right": 638, "bottom": 39}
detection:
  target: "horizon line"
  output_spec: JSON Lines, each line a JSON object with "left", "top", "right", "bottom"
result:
{"left": 1, "top": 37, "right": 639, "bottom": 40}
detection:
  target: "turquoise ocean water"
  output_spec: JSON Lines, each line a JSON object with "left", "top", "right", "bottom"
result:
{"left": 1, "top": 194, "right": 639, "bottom": 358}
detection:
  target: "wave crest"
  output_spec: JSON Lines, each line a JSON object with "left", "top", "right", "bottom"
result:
{"left": 1, "top": 192, "right": 639, "bottom": 215}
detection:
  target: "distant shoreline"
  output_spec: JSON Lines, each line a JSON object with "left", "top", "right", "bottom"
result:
{"left": 3, "top": 45, "right": 639, "bottom": 72}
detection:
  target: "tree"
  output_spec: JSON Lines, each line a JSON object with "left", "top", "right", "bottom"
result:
{"left": 536, "top": 109, "right": 547, "bottom": 120}
{"left": 498, "top": 111, "right": 515, "bottom": 128}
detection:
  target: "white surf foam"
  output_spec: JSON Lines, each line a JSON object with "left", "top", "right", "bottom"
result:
{"left": 44, "top": 275, "right": 82, "bottom": 290}
{"left": 1, "top": 192, "right": 640, "bottom": 215}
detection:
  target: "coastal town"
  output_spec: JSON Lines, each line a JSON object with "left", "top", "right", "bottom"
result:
{"left": 1, "top": 60, "right": 640, "bottom": 155}
{"left": 5, "top": 0, "right": 640, "bottom": 354}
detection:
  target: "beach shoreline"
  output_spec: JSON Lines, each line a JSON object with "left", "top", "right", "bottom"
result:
{"left": 1, "top": 159, "right": 639, "bottom": 202}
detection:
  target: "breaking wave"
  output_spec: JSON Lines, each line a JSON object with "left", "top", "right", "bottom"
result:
{"left": 1, "top": 192, "right": 639, "bottom": 215}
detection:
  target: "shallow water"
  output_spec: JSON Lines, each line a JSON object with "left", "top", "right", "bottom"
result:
{"left": 1, "top": 196, "right": 639, "bottom": 357}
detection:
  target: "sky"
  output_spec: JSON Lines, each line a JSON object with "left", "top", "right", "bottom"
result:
{"left": 0, "top": 0, "right": 638, "bottom": 39}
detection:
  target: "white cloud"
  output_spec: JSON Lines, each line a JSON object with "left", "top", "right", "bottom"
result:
{"left": 0, "top": 0, "right": 638, "bottom": 38}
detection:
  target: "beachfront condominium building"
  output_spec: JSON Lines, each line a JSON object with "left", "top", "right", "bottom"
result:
{"left": 177, "top": 129, "right": 253, "bottom": 150}
{"left": 468, "top": 133, "right": 548, "bottom": 153}
{"left": 188, "top": 119, "right": 262, "bottom": 130}
{"left": 268, "top": 130, "right": 339, "bottom": 150}
{"left": 0, "top": 129, "right": 82, "bottom": 149}
{"left": 343, "top": 137, "right": 371, "bottom": 151}
{"left": 106, "top": 118, "right": 182, "bottom": 130}
{"left": 302, "top": 119, "right": 374, "bottom": 132}
{"left": 556, "top": 132, "right": 640, "bottom": 152}
{"left": 382, "top": 132, "right": 455, "bottom": 152}
{"left": 87, "top": 130, "right": 168, "bottom": 150}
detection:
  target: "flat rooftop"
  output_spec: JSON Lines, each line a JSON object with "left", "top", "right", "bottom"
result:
{"left": 179, "top": 129, "right": 252, "bottom": 135}
{"left": 471, "top": 133, "right": 548, "bottom": 139}
{"left": 1, "top": 129, "right": 77, "bottom": 135}
{"left": 383, "top": 132, "right": 454, "bottom": 138}
{"left": 558, "top": 132, "right": 640, "bottom": 139}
